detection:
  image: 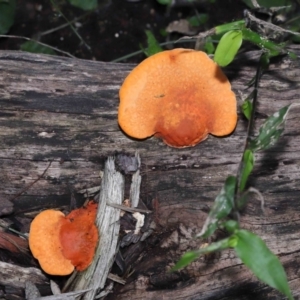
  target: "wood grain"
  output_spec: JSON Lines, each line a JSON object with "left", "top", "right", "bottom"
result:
{"left": 0, "top": 49, "right": 299, "bottom": 299}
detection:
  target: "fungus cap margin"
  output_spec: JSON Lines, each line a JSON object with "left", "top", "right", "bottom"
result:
{"left": 29, "top": 210, "right": 74, "bottom": 276}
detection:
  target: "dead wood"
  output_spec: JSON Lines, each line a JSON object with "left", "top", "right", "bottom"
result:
{"left": 0, "top": 261, "right": 47, "bottom": 289}
{"left": 0, "top": 231, "right": 28, "bottom": 253}
{"left": 64, "top": 157, "right": 124, "bottom": 299}
{"left": 0, "top": 48, "right": 299, "bottom": 299}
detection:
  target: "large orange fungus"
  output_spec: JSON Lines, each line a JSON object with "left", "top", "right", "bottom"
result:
{"left": 118, "top": 48, "right": 237, "bottom": 148}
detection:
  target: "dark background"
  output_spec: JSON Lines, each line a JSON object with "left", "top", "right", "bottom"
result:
{"left": 0, "top": 0, "right": 247, "bottom": 63}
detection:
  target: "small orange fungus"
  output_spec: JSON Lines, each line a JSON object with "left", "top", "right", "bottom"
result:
{"left": 118, "top": 48, "right": 237, "bottom": 148}
{"left": 29, "top": 201, "right": 99, "bottom": 276}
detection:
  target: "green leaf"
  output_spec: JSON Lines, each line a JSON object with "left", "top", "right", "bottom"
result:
{"left": 223, "top": 220, "right": 239, "bottom": 233}
{"left": 142, "top": 30, "right": 163, "bottom": 57}
{"left": 215, "top": 20, "right": 245, "bottom": 35}
{"left": 239, "top": 149, "right": 254, "bottom": 192}
{"left": 288, "top": 51, "right": 298, "bottom": 60}
{"left": 204, "top": 36, "right": 215, "bottom": 54}
{"left": 67, "top": 0, "right": 97, "bottom": 10}
{"left": 187, "top": 14, "right": 209, "bottom": 27}
{"left": 171, "top": 251, "right": 200, "bottom": 271}
{"left": 20, "top": 41, "right": 56, "bottom": 55}
{"left": 0, "top": 0, "right": 16, "bottom": 34}
{"left": 214, "top": 30, "right": 243, "bottom": 67}
{"left": 241, "top": 99, "right": 253, "bottom": 120}
{"left": 196, "top": 176, "right": 236, "bottom": 238}
{"left": 242, "top": 28, "right": 284, "bottom": 57}
{"left": 249, "top": 105, "right": 292, "bottom": 152}
{"left": 156, "top": 0, "right": 172, "bottom": 5}
{"left": 172, "top": 236, "right": 237, "bottom": 271}
{"left": 260, "top": 52, "right": 271, "bottom": 69}
{"left": 290, "top": 23, "right": 300, "bottom": 43}
{"left": 234, "top": 230, "right": 293, "bottom": 300}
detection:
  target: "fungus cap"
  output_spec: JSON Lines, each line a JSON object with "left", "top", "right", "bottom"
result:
{"left": 29, "top": 210, "right": 74, "bottom": 276}
{"left": 118, "top": 48, "right": 237, "bottom": 148}
{"left": 29, "top": 201, "right": 99, "bottom": 275}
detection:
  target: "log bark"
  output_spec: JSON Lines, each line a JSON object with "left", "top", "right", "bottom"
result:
{"left": 0, "top": 49, "right": 300, "bottom": 299}
{"left": 0, "top": 261, "right": 47, "bottom": 289}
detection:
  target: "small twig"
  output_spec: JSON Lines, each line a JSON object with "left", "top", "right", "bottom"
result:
{"left": 246, "top": 54, "right": 265, "bottom": 142}
{"left": 0, "top": 233, "right": 28, "bottom": 253}
{"left": 9, "top": 161, "right": 53, "bottom": 202}
{"left": 35, "top": 288, "right": 92, "bottom": 300}
{"left": 244, "top": 10, "right": 300, "bottom": 36}
{"left": 177, "top": 28, "right": 216, "bottom": 42}
{"left": 235, "top": 53, "right": 267, "bottom": 209}
{"left": 111, "top": 39, "right": 196, "bottom": 62}
{"left": 50, "top": 0, "right": 91, "bottom": 51}
{"left": 0, "top": 224, "right": 28, "bottom": 239}
{"left": 94, "top": 282, "right": 114, "bottom": 299}
{"left": 107, "top": 273, "right": 126, "bottom": 285}
{"left": 0, "top": 35, "right": 76, "bottom": 58}
{"left": 106, "top": 202, "right": 152, "bottom": 214}
{"left": 39, "top": 11, "right": 91, "bottom": 37}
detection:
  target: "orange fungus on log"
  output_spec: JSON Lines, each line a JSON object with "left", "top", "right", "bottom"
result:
{"left": 118, "top": 48, "right": 237, "bottom": 148}
{"left": 59, "top": 201, "right": 99, "bottom": 271}
{"left": 29, "top": 201, "right": 99, "bottom": 275}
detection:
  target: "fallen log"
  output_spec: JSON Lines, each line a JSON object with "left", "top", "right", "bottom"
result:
{"left": 0, "top": 48, "right": 299, "bottom": 299}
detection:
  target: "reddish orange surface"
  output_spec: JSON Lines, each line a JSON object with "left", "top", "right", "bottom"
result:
{"left": 59, "top": 201, "right": 99, "bottom": 271}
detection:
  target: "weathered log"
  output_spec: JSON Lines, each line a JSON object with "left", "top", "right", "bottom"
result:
{"left": 0, "top": 49, "right": 300, "bottom": 299}
{"left": 0, "top": 261, "right": 47, "bottom": 289}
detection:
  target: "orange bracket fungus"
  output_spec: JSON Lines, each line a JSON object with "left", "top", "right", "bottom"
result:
{"left": 118, "top": 48, "right": 237, "bottom": 148}
{"left": 29, "top": 201, "right": 98, "bottom": 276}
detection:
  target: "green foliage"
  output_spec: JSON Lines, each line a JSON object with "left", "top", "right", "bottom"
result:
{"left": 0, "top": 0, "right": 16, "bottom": 34}
{"left": 173, "top": 35, "right": 295, "bottom": 296}
{"left": 156, "top": 0, "right": 172, "bottom": 5}
{"left": 197, "top": 176, "right": 236, "bottom": 238}
{"left": 214, "top": 30, "right": 243, "bottom": 66}
{"left": 67, "top": 0, "right": 98, "bottom": 10}
{"left": 215, "top": 20, "right": 246, "bottom": 35}
{"left": 204, "top": 37, "right": 215, "bottom": 54}
{"left": 213, "top": 24, "right": 290, "bottom": 67}
{"left": 249, "top": 105, "right": 292, "bottom": 152}
{"left": 176, "top": 227, "right": 293, "bottom": 298}
{"left": 241, "top": 28, "right": 285, "bottom": 57}
{"left": 187, "top": 14, "right": 209, "bottom": 27}
{"left": 241, "top": 99, "right": 253, "bottom": 120}
{"left": 289, "top": 21, "right": 300, "bottom": 43}
{"left": 174, "top": 101, "right": 294, "bottom": 297}
{"left": 234, "top": 230, "right": 293, "bottom": 300}
{"left": 239, "top": 149, "right": 254, "bottom": 192}
{"left": 172, "top": 236, "right": 238, "bottom": 271}
{"left": 20, "top": 41, "right": 56, "bottom": 55}
{"left": 172, "top": 251, "right": 200, "bottom": 270}
{"left": 142, "top": 30, "right": 163, "bottom": 57}
{"left": 223, "top": 220, "right": 239, "bottom": 233}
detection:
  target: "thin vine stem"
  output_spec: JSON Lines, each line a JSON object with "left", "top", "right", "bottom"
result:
{"left": 234, "top": 52, "right": 269, "bottom": 209}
